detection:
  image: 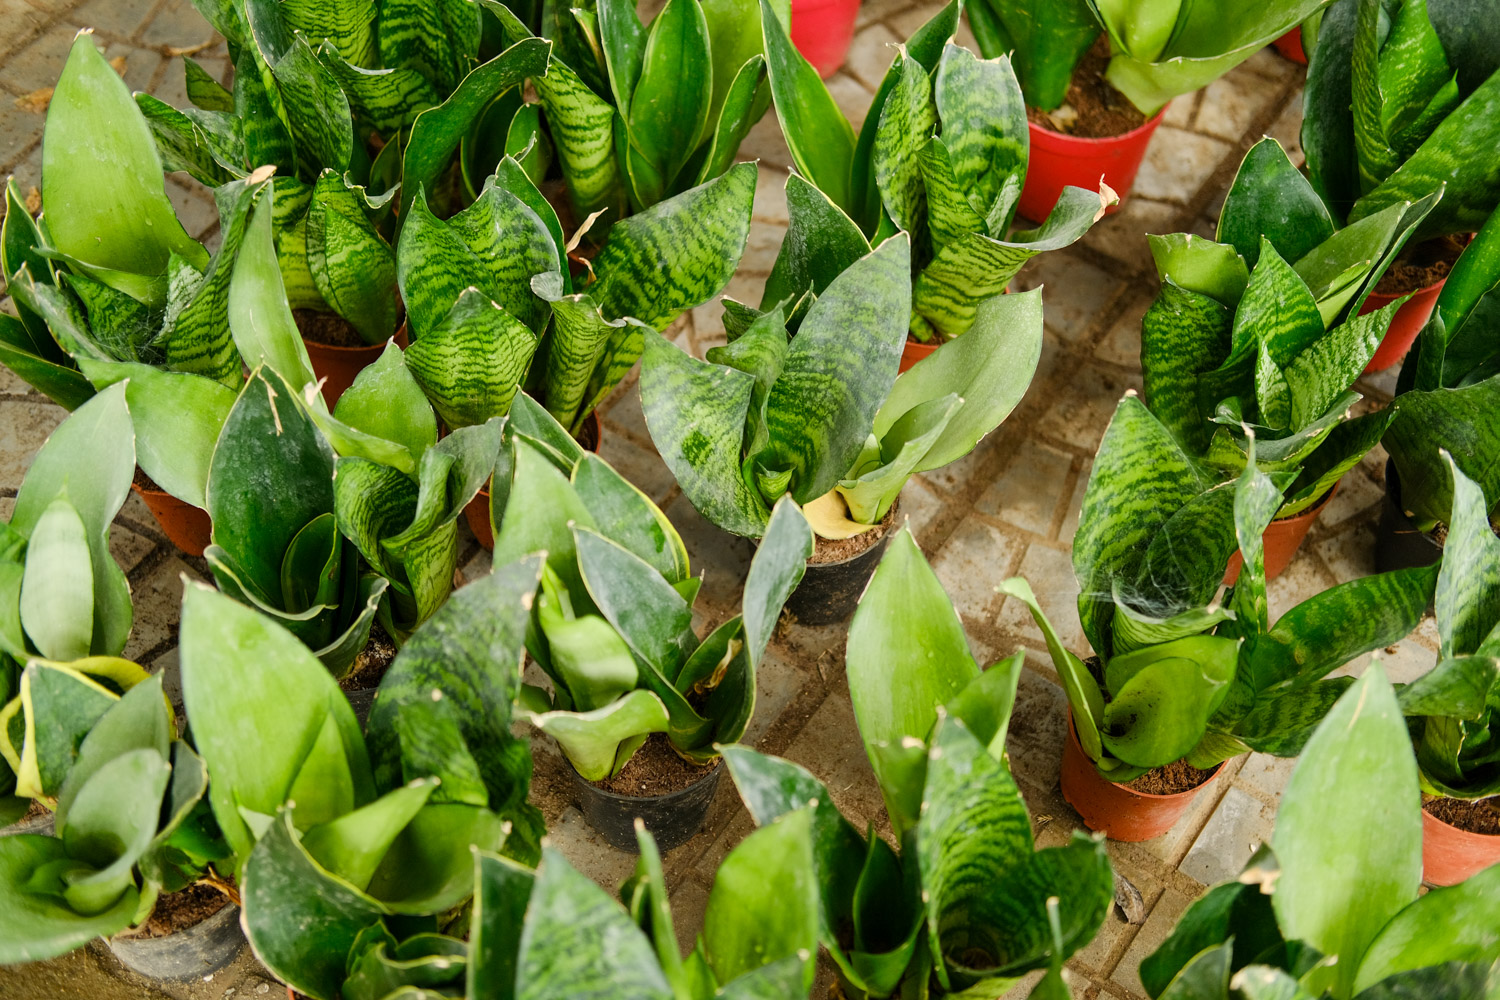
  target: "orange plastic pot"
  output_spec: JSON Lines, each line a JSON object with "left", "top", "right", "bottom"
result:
{"left": 464, "top": 410, "right": 601, "bottom": 550}
{"left": 791, "top": 0, "right": 860, "bottom": 78}
{"left": 1422, "top": 805, "right": 1500, "bottom": 886}
{"left": 1272, "top": 29, "right": 1307, "bottom": 64}
{"left": 305, "top": 327, "right": 410, "bottom": 408}
{"left": 131, "top": 482, "right": 212, "bottom": 557}
{"left": 1061, "top": 710, "right": 1222, "bottom": 842}
{"left": 1017, "top": 108, "right": 1166, "bottom": 223}
{"left": 1223, "top": 483, "right": 1338, "bottom": 585}
{"left": 1358, "top": 277, "right": 1447, "bottom": 373}
{"left": 898, "top": 337, "right": 940, "bottom": 373}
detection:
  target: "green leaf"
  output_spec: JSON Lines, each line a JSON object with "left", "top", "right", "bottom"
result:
{"left": 331, "top": 341, "right": 437, "bottom": 466}
{"left": 848, "top": 526, "right": 977, "bottom": 825}
{"left": 404, "top": 288, "right": 539, "bottom": 429}
{"left": 1218, "top": 138, "right": 1336, "bottom": 270}
{"left": 399, "top": 37, "right": 551, "bottom": 224}
{"left": 14, "top": 660, "right": 145, "bottom": 799}
{"left": 307, "top": 171, "right": 397, "bottom": 344}
{"left": 575, "top": 527, "right": 697, "bottom": 680}
{"left": 468, "top": 851, "right": 535, "bottom": 1000}
{"left": 692, "top": 53, "right": 766, "bottom": 187}
{"left": 626, "top": 0, "right": 712, "bottom": 201}
{"left": 1147, "top": 233, "right": 1249, "bottom": 305}
{"left": 1354, "top": 862, "right": 1500, "bottom": 992}
{"left": 1384, "top": 375, "right": 1500, "bottom": 526}
{"left": 529, "top": 689, "right": 671, "bottom": 781}
{"left": 0, "top": 311, "right": 93, "bottom": 410}
{"left": 1139, "top": 882, "right": 1280, "bottom": 998}
{"left": 703, "top": 809, "right": 819, "bottom": 992}
{"left": 10, "top": 380, "right": 134, "bottom": 657}
{"left": 997, "top": 577, "right": 1107, "bottom": 763}
{"left": 228, "top": 198, "right": 318, "bottom": 394}
{"left": 758, "top": 234, "right": 911, "bottom": 504}
{"left": 59, "top": 746, "right": 172, "bottom": 915}
{"left": 761, "top": 174, "right": 871, "bottom": 311}
{"left": 964, "top": 0, "right": 1099, "bottom": 110}
{"left": 54, "top": 675, "right": 170, "bottom": 833}
{"left": 20, "top": 500, "right": 94, "bottom": 662}
{"left": 0, "top": 835, "right": 139, "bottom": 964}
{"left": 933, "top": 44, "right": 1028, "bottom": 231}
{"left": 873, "top": 49, "right": 937, "bottom": 238}
{"left": 1434, "top": 454, "right": 1500, "bottom": 658}
{"left": 759, "top": 0, "right": 855, "bottom": 211}
{"left": 741, "top": 497, "right": 811, "bottom": 669}
{"left": 1100, "top": 638, "right": 1238, "bottom": 769}
{"left": 1140, "top": 278, "right": 1234, "bottom": 453}
{"left": 1398, "top": 654, "right": 1500, "bottom": 719}
{"left": 492, "top": 439, "right": 596, "bottom": 607}
{"left": 572, "top": 452, "right": 689, "bottom": 583}
{"left": 301, "top": 779, "right": 436, "bottom": 891}
{"left": 1271, "top": 663, "right": 1422, "bottom": 1000}
{"left": 515, "top": 848, "right": 674, "bottom": 999}
{"left": 42, "top": 35, "right": 207, "bottom": 292}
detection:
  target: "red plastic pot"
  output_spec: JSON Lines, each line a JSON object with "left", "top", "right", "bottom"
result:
{"left": 1358, "top": 277, "right": 1447, "bottom": 373}
{"left": 1017, "top": 108, "right": 1166, "bottom": 224}
{"left": 131, "top": 481, "right": 212, "bottom": 557}
{"left": 898, "top": 337, "right": 940, "bottom": 373}
{"left": 1422, "top": 805, "right": 1500, "bottom": 886}
{"left": 464, "top": 410, "right": 601, "bottom": 550}
{"left": 1223, "top": 484, "right": 1338, "bottom": 585}
{"left": 1061, "top": 710, "right": 1222, "bottom": 842}
{"left": 1272, "top": 29, "right": 1307, "bottom": 64}
{"left": 791, "top": 0, "right": 860, "bottom": 78}
{"left": 304, "top": 326, "right": 410, "bottom": 408}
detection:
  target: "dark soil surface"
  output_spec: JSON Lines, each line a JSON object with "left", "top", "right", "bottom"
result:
{"left": 131, "top": 467, "right": 165, "bottom": 493}
{"left": 1374, "top": 233, "right": 1469, "bottom": 296}
{"left": 1027, "top": 37, "right": 1148, "bottom": 139}
{"left": 592, "top": 732, "right": 721, "bottom": 797}
{"left": 339, "top": 622, "right": 398, "bottom": 692}
{"left": 810, "top": 498, "right": 899, "bottom": 565}
{"left": 1425, "top": 794, "right": 1500, "bottom": 836}
{"left": 1126, "top": 757, "right": 1218, "bottom": 795}
{"left": 293, "top": 308, "right": 364, "bottom": 348}
{"left": 138, "top": 882, "right": 231, "bottom": 938}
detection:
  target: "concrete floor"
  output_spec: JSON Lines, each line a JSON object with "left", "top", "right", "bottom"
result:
{"left": 0, "top": 1, "right": 1440, "bottom": 998}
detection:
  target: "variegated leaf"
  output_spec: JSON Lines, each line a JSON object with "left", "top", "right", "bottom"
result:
{"left": 307, "top": 170, "right": 397, "bottom": 344}
{"left": 932, "top": 43, "right": 1027, "bottom": 233}
{"left": 404, "top": 288, "right": 538, "bottom": 428}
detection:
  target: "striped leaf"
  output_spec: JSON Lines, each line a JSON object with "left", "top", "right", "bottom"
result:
{"left": 1074, "top": 395, "right": 1211, "bottom": 658}
{"left": 1140, "top": 278, "right": 1233, "bottom": 453}
{"left": 1284, "top": 300, "right": 1398, "bottom": 428}
{"left": 761, "top": 174, "right": 870, "bottom": 313}
{"left": 758, "top": 235, "right": 911, "bottom": 505}
{"left": 759, "top": 0, "right": 856, "bottom": 212}
{"left": 404, "top": 288, "right": 538, "bottom": 428}
{"left": 1232, "top": 240, "right": 1325, "bottom": 373}
{"left": 918, "top": 134, "right": 993, "bottom": 252}
{"left": 398, "top": 37, "right": 550, "bottom": 223}
{"left": 1148, "top": 234, "right": 1249, "bottom": 305}
{"left": 1385, "top": 375, "right": 1500, "bottom": 527}
{"left": 307, "top": 171, "right": 397, "bottom": 344}
{"left": 1129, "top": 482, "right": 1239, "bottom": 614}
{"left": 41, "top": 36, "right": 208, "bottom": 292}
{"left": 535, "top": 276, "right": 630, "bottom": 432}
{"left": 184, "top": 55, "right": 234, "bottom": 111}
{"left": 319, "top": 46, "right": 438, "bottom": 132}
{"left": 378, "top": 0, "right": 481, "bottom": 94}
{"left": 1435, "top": 456, "right": 1500, "bottom": 658}
{"left": 278, "top": 0, "right": 378, "bottom": 66}
{"left": 1218, "top": 138, "right": 1335, "bottom": 270}
{"left": 932, "top": 44, "right": 1027, "bottom": 232}
{"left": 912, "top": 185, "right": 1108, "bottom": 340}
{"left": 873, "top": 49, "right": 937, "bottom": 237}
{"left": 1224, "top": 439, "right": 1285, "bottom": 638}
{"left": 135, "top": 93, "right": 236, "bottom": 187}
{"left": 244, "top": 0, "right": 355, "bottom": 170}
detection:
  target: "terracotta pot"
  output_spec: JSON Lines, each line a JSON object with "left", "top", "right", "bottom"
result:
{"left": 1421, "top": 804, "right": 1500, "bottom": 886}
{"left": 1222, "top": 483, "right": 1339, "bottom": 585}
{"left": 1375, "top": 460, "right": 1442, "bottom": 574}
{"left": 131, "top": 481, "right": 212, "bottom": 557}
{"left": 1017, "top": 108, "right": 1167, "bottom": 224}
{"left": 791, "top": 0, "right": 860, "bottom": 78}
{"left": 1358, "top": 277, "right": 1447, "bottom": 373}
{"left": 1272, "top": 28, "right": 1307, "bottom": 64}
{"left": 898, "top": 337, "right": 940, "bottom": 373}
{"left": 304, "top": 326, "right": 410, "bottom": 408}
{"left": 1061, "top": 710, "right": 1223, "bottom": 842}
{"left": 463, "top": 410, "right": 602, "bottom": 550}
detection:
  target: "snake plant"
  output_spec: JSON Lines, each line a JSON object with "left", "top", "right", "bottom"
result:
{"left": 968, "top": 0, "right": 1335, "bottom": 115}
{"left": 642, "top": 210, "right": 1042, "bottom": 538}
{"left": 0, "top": 674, "right": 227, "bottom": 964}
{"left": 482, "top": 0, "right": 782, "bottom": 225}
{"left": 1144, "top": 137, "right": 1438, "bottom": 521}
{"left": 1141, "top": 664, "right": 1500, "bottom": 1000}
{"left": 397, "top": 154, "right": 754, "bottom": 439}
{"left": 721, "top": 525, "right": 1114, "bottom": 999}
{"left": 492, "top": 396, "right": 810, "bottom": 778}
{"left": 760, "top": 0, "right": 1111, "bottom": 342}
{"left": 178, "top": 561, "right": 543, "bottom": 1000}
{"left": 1006, "top": 395, "right": 1435, "bottom": 779}
{"left": 1304, "top": 0, "right": 1500, "bottom": 243}
{"left": 1397, "top": 456, "right": 1500, "bottom": 802}
{"left": 1384, "top": 204, "right": 1500, "bottom": 530}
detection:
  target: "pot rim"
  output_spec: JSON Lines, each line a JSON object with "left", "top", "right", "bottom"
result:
{"left": 1066, "top": 707, "right": 1224, "bottom": 802}
{"left": 1027, "top": 105, "right": 1168, "bottom": 147}
{"left": 1421, "top": 797, "right": 1500, "bottom": 841}
{"left": 109, "top": 897, "right": 240, "bottom": 944}
{"left": 1271, "top": 480, "right": 1340, "bottom": 525}
{"left": 566, "top": 755, "right": 721, "bottom": 806}
{"left": 1361, "top": 273, "right": 1449, "bottom": 305}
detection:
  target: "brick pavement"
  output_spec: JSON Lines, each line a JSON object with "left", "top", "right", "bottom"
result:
{"left": 0, "top": 2, "right": 1437, "bottom": 997}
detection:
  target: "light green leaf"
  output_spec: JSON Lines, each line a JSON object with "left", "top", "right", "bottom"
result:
{"left": 758, "top": 0, "right": 855, "bottom": 211}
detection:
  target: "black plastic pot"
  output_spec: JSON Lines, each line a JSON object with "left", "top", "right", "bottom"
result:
{"left": 1376, "top": 460, "right": 1443, "bottom": 573}
{"left": 569, "top": 762, "right": 721, "bottom": 853}
{"left": 345, "top": 687, "right": 378, "bottom": 726}
{"left": 108, "top": 902, "right": 244, "bottom": 981}
{"left": 782, "top": 499, "right": 901, "bottom": 626}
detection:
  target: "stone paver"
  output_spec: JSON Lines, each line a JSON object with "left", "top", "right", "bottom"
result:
{"left": 0, "top": 3, "right": 1394, "bottom": 999}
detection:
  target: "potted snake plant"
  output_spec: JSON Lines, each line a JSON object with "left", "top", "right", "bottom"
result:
{"left": 1303, "top": 0, "right": 1500, "bottom": 370}
{"left": 492, "top": 402, "right": 811, "bottom": 848}
{"left": 760, "top": 0, "right": 1112, "bottom": 368}
{"left": 722, "top": 524, "right": 1115, "bottom": 998}
{"left": 1395, "top": 455, "right": 1500, "bottom": 884}
{"left": 1004, "top": 395, "right": 1434, "bottom": 841}
{"left": 641, "top": 219, "right": 1043, "bottom": 623}
{"left": 1145, "top": 137, "right": 1437, "bottom": 579}
{"left": 1378, "top": 202, "right": 1500, "bottom": 572}
{"left": 965, "top": 0, "right": 1333, "bottom": 218}
{"left": 1140, "top": 663, "right": 1500, "bottom": 1000}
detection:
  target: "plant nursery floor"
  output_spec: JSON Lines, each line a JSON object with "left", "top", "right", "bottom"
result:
{"left": 0, "top": 2, "right": 1439, "bottom": 998}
